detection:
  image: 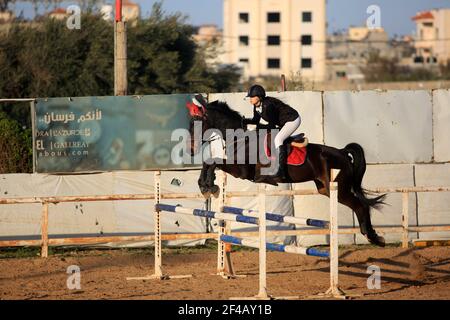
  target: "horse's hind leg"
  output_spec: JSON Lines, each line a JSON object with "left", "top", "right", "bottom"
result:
{"left": 314, "top": 179, "right": 329, "bottom": 196}
{"left": 337, "top": 181, "right": 385, "bottom": 247}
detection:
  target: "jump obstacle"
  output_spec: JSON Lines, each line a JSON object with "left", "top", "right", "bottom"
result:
{"left": 127, "top": 169, "right": 345, "bottom": 299}
{"left": 155, "top": 203, "right": 329, "bottom": 258}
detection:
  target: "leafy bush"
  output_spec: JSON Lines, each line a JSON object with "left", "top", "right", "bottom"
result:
{"left": 0, "top": 111, "right": 32, "bottom": 173}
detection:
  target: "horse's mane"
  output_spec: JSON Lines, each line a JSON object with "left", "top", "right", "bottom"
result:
{"left": 206, "top": 100, "right": 243, "bottom": 121}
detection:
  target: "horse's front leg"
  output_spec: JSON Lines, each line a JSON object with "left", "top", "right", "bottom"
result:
{"left": 205, "top": 163, "right": 220, "bottom": 197}
{"left": 198, "top": 163, "right": 211, "bottom": 197}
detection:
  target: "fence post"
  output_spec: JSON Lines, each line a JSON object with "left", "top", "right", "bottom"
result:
{"left": 41, "top": 202, "right": 49, "bottom": 258}
{"left": 402, "top": 192, "right": 409, "bottom": 249}
{"left": 256, "top": 184, "right": 268, "bottom": 299}
{"left": 217, "top": 171, "right": 230, "bottom": 277}
{"left": 126, "top": 170, "right": 191, "bottom": 281}
{"left": 153, "top": 171, "right": 163, "bottom": 277}
{"left": 329, "top": 170, "right": 339, "bottom": 295}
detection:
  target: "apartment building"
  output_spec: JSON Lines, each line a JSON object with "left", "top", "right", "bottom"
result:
{"left": 223, "top": 0, "right": 326, "bottom": 82}
{"left": 412, "top": 8, "right": 450, "bottom": 65}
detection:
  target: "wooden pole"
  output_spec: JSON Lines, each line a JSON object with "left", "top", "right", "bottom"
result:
{"left": 114, "top": 1, "right": 127, "bottom": 96}
{"left": 153, "top": 171, "right": 163, "bottom": 277}
{"left": 316, "top": 169, "right": 348, "bottom": 299}
{"left": 402, "top": 192, "right": 409, "bottom": 249}
{"left": 281, "top": 74, "right": 287, "bottom": 91}
{"left": 216, "top": 171, "right": 238, "bottom": 278}
{"left": 329, "top": 169, "right": 339, "bottom": 296}
{"left": 41, "top": 202, "right": 49, "bottom": 258}
{"left": 126, "top": 171, "right": 191, "bottom": 281}
{"left": 256, "top": 184, "right": 269, "bottom": 299}
{"left": 222, "top": 177, "right": 236, "bottom": 277}
{"left": 114, "top": 21, "right": 128, "bottom": 96}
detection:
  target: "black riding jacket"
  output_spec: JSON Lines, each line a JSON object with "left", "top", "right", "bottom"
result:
{"left": 243, "top": 97, "right": 299, "bottom": 128}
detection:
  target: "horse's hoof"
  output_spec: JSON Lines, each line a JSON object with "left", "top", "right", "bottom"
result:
{"left": 367, "top": 234, "right": 385, "bottom": 247}
{"left": 211, "top": 185, "right": 220, "bottom": 198}
{"left": 202, "top": 191, "right": 211, "bottom": 199}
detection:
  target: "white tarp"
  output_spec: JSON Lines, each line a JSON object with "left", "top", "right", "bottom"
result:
{"left": 323, "top": 90, "right": 433, "bottom": 163}
{"left": 359, "top": 164, "right": 417, "bottom": 245}
{"left": 415, "top": 163, "right": 450, "bottom": 240}
{"left": 432, "top": 89, "right": 450, "bottom": 162}
{"left": 0, "top": 171, "right": 207, "bottom": 247}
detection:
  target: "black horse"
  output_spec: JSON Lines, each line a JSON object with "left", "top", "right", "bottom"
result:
{"left": 186, "top": 99, "right": 386, "bottom": 247}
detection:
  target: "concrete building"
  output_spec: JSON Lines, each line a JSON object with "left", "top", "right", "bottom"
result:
{"left": 0, "top": 10, "right": 14, "bottom": 23}
{"left": 193, "top": 24, "right": 224, "bottom": 66}
{"left": 412, "top": 9, "right": 450, "bottom": 65}
{"left": 326, "top": 26, "right": 414, "bottom": 83}
{"left": 122, "top": 0, "right": 140, "bottom": 24}
{"left": 193, "top": 24, "right": 222, "bottom": 44}
{"left": 222, "top": 0, "right": 326, "bottom": 82}
{"left": 48, "top": 8, "right": 68, "bottom": 20}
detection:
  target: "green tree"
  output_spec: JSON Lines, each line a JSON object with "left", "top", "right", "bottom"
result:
{"left": 0, "top": 111, "right": 32, "bottom": 173}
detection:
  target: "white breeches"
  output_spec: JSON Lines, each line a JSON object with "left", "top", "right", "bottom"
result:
{"left": 274, "top": 117, "right": 301, "bottom": 149}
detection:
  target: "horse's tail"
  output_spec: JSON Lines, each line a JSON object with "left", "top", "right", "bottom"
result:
{"left": 343, "top": 143, "right": 386, "bottom": 210}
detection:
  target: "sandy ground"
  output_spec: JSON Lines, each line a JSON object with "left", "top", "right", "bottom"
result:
{"left": 0, "top": 245, "right": 449, "bottom": 300}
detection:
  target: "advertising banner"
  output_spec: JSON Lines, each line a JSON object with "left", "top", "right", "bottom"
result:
{"left": 34, "top": 94, "right": 195, "bottom": 173}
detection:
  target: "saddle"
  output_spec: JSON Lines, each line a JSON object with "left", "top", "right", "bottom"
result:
{"left": 286, "top": 133, "right": 308, "bottom": 150}
{"left": 265, "top": 133, "right": 308, "bottom": 166}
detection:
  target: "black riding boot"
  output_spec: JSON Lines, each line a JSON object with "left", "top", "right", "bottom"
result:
{"left": 273, "top": 144, "right": 288, "bottom": 180}
{"left": 254, "top": 144, "right": 288, "bottom": 183}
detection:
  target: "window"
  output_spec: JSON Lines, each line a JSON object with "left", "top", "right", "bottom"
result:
{"left": 267, "top": 12, "right": 280, "bottom": 23}
{"left": 302, "top": 11, "right": 312, "bottom": 22}
{"left": 239, "top": 58, "right": 249, "bottom": 63}
{"left": 336, "top": 71, "right": 346, "bottom": 78}
{"left": 239, "top": 36, "right": 249, "bottom": 46}
{"left": 239, "top": 13, "right": 249, "bottom": 23}
{"left": 301, "top": 35, "right": 312, "bottom": 45}
{"left": 267, "top": 35, "right": 280, "bottom": 46}
{"left": 423, "top": 22, "right": 433, "bottom": 27}
{"left": 267, "top": 58, "right": 280, "bottom": 69}
{"left": 414, "top": 56, "right": 424, "bottom": 63}
{"left": 301, "top": 58, "right": 312, "bottom": 68}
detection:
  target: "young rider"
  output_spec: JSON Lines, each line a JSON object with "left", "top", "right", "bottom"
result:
{"left": 243, "top": 84, "right": 301, "bottom": 181}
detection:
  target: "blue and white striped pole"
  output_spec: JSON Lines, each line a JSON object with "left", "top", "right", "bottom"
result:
{"left": 155, "top": 203, "right": 259, "bottom": 225}
{"left": 220, "top": 235, "right": 329, "bottom": 258}
{"left": 222, "top": 206, "right": 329, "bottom": 228}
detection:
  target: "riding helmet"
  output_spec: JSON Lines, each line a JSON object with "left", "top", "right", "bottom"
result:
{"left": 246, "top": 84, "right": 266, "bottom": 99}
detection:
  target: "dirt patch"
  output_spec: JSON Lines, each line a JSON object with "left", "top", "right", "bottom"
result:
{"left": 0, "top": 246, "right": 449, "bottom": 300}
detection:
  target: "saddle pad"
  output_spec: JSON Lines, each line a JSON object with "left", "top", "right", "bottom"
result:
{"left": 265, "top": 135, "right": 307, "bottom": 166}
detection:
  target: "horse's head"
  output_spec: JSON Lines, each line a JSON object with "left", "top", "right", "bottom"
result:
{"left": 186, "top": 95, "right": 208, "bottom": 155}
{"left": 186, "top": 96, "right": 245, "bottom": 155}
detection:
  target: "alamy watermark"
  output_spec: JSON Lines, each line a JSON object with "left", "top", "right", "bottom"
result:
{"left": 66, "top": 265, "right": 81, "bottom": 290}
{"left": 170, "top": 122, "right": 280, "bottom": 176}
{"left": 66, "top": 5, "right": 81, "bottom": 30}
{"left": 366, "top": 5, "right": 381, "bottom": 30}
{"left": 366, "top": 265, "right": 381, "bottom": 289}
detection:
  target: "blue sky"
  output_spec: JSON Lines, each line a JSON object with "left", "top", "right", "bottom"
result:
{"left": 12, "top": 0, "right": 450, "bottom": 37}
